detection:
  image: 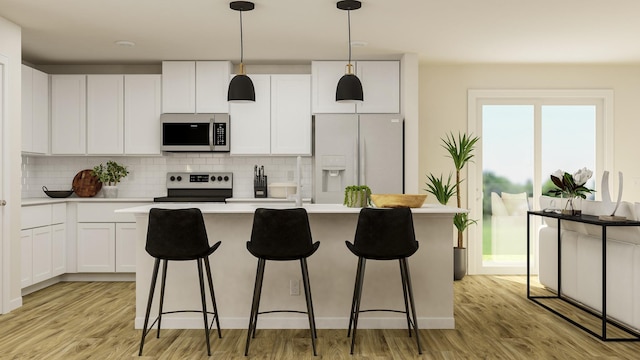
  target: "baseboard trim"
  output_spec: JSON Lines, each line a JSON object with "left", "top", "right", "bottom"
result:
{"left": 62, "top": 273, "right": 135, "bottom": 282}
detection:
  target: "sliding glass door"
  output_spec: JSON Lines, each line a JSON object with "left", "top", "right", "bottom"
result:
{"left": 467, "top": 90, "right": 611, "bottom": 275}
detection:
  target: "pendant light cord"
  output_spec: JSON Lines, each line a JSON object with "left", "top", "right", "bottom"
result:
{"left": 239, "top": 10, "right": 244, "bottom": 63}
{"left": 347, "top": 9, "right": 352, "bottom": 65}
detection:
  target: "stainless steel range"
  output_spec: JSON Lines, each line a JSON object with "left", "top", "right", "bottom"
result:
{"left": 153, "top": 172, "right": 233, "bottom": 203}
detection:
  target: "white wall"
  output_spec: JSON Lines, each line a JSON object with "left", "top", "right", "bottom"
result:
{"left": 22, "top": 154, "right": 313, "bottom": 199}
{"left": 0, "top": 15, "right": 22, "bottom": 312}
{"left": 419, "top": 63, "right": 640, "bottom": 205}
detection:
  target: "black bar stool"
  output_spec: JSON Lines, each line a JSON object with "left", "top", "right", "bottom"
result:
{"left": 244, "top": 208, "right": 320, "bottom": 356}
{"left": 345, "top": 207, "right": 423, "bottom": 354}
{"left": 139, "top": 208, "right": 222, "bottom": 356}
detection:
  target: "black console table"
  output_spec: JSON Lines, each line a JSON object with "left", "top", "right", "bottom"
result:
{"left": 527, "top": 210, "right": 640, "bottom": 341}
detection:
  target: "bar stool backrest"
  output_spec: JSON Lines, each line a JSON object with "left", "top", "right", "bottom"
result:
{"left": 248, "top": 208, "right": 318, "bottom": 260}
{"left": 146, "top": 208, "right": 211, "bottom": 260}
{"left": 352, "top": 207, "right": 418, "bottom": 260}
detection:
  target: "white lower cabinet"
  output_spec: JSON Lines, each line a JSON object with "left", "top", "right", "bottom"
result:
{"left": 116, "top": 223, "right": 137, "bottom": 272}
{"left": 77, "top": 223, "right": 116, "bottom": 273}
{"left": 20, "top": 230, "right": 33, "bottom": 288}
{"left": 21, "top": 203, "right": 66, "bottom": 288}
{"left": 52, "top": 224, "right": 66, "bottom": 276}
{"left": 76, "top": 202, "right": 146, "bottom": 273}
{"left": 31, "top": 226, "right": 53, "bottom": 283}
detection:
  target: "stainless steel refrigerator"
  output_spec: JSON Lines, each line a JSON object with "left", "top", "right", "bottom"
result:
{"left": 314, "top": 114, "right": 404, "bottom": 204}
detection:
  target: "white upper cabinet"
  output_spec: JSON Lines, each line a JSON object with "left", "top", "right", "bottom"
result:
{"left": 230, "top": 74, "right": 312, "bottom": 156}
{"left": 124, "top": 74, "right": 162, "bottom": 155}
{"left": 51, "top": 75, "right": 87, "bottom": 155}
{"left": 196, "top": 61, "right": 232, "bottom": 113}
{"left": 271, "top": 74, "right": 311, "bottom": 155}
{"left": 22, "top": 65, "right": 49, "bottom": 154}
{"left": 162, "top": 61, "right": 195, "bottom": 113}
{"left": 311, "top": 60, "right": 400, "bottom": 114}
{"left": 230, "top": 74, "right": 271, "bottom": 155}
{"left": 87, "top": 75, "right": 124, "bottom": 154}
{"left": 355, "top": 61, "right": 400, "bottom": 114}
{"left": 162, "top": 61, "right": 231, "bottom": 113}
{"left": 312, "top": 61, "right": 356, "bottom": 114}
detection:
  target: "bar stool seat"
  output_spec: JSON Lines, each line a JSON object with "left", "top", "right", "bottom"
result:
{"left": 139, "top": 208, "right": 222, "bottom": 356}
{"left": 346, "top": 207, "right": 423, "bottom": 354}
{"left": 245, "top": 207, "right": 320, "bottom": 356}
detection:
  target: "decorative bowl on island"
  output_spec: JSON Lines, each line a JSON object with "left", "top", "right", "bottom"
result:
{"left": 370, "top": 194, "right": 427, "bottom": 208}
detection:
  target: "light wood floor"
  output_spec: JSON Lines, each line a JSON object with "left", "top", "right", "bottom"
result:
{"left": 1, "top": 276, "right": 638, "bottom": 359}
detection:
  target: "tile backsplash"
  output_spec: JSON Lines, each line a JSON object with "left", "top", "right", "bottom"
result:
{"left": 22, "top": 153, "right": 313, "bottom": 199}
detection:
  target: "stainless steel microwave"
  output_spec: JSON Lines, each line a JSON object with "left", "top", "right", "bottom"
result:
{"left": 160, "top": 113, "right": 230, "bottom": 152}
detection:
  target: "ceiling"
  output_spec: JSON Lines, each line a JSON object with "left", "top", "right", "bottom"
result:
{"left": 2, "top": 0, "right": 640, "bottom": 65}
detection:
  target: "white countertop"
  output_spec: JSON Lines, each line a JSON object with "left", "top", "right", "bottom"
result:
{"left": 115, "top": 202, "right": 465, "bottom": 215}
{"left": 21, "top": 197, "right": 154, "bottom": 206}
{"left": 226, "top": 197, "right": 312, "bottom": 203}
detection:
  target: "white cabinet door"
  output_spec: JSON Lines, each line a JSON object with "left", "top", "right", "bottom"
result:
{"left": 77, "top": 223, "right": 115, "bottom": 272}
{"left": 116, "top": 223, "right": 137, "bottom": 273}
{"left": 270, "top": 75, "right": 311, "bottom": 155}
{"left": 87, "top": 75, "right": 124, "bottom": 154}
{"left": 355, "top": 61, "right": 400, "bottom": 114}
{"left": 21, "top": 65, "right": 33, "bottom": 152}
{"left": 124, "top": 74, "right": 162, "bottom": 155}
{"left": 311, "top": 61, "right": 356, "bottom": 114}
{"left": 32, "top": 68, "right": 49, "bottom": 154}
{"left": 51, "top": 75, "right": 86, "bottom": 154}
{"left": 21, "top": 230, "right": 33, "bottom": 288}
{"left": 21, "top": 66, "right": 49, "bottom": 154}
{"left": 230, "top": 74, "right": 271, "bottom": 155}
{"left": 52, "top": 223, "right": 66, "bottom": 277}
{"left": 196, "top": 61, "right": 231, "bottom": 113}
{"left": 32, "top": 226, "right": 53, "bottom": 283}
{"left": 162, "top": 61, "right": 195, "bottom": 113}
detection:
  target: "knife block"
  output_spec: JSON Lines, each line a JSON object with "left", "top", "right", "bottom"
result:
{"left": 254, "top": 176, "right": 267, "bottom": 198}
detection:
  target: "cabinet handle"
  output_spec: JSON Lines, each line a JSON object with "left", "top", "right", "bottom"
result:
{"left": 1, "top": 200, "right": 6, "bottom": 206}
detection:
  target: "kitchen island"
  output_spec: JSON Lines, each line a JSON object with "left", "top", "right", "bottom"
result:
{"left": 116, "top": 203, "right": 463, "bottom": 330}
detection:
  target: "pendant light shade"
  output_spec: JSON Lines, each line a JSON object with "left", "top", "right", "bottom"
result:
{"left": 336, "top": 0, "right": 363, "bottom": 103}
{"left": 228, "top": 1, "right": 255, "bottom": 102}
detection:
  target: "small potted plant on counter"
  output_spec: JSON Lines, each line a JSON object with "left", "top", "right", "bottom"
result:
{"left": 92, "top": 160, "right": 129, "bottom": 198}
{"left": 344, "top": 185, "right": 371, "bottom": 208}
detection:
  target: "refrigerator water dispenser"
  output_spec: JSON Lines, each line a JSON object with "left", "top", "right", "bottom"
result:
{"left": 321, "top": 155, "right": 346, "bottom": 192}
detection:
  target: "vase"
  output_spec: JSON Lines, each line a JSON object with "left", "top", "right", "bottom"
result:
{"left": 562, "top": 196, "right": 581, "bottom": 216}
{"left": 102, "top": 185, "right": 118, "bottom": 198}
{"left": 454, "top": 247, "right": 467, "bottom": 281}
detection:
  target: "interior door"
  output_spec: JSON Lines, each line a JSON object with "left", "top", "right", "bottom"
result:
{"left": 0, "top": 60, "right": 6, "bottom": 312}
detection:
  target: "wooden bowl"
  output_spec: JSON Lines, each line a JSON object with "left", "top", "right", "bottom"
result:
{"left": 370, "top": 194, "right": 427, "bottom": 208}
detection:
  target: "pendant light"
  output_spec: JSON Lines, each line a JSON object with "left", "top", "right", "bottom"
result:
{"left": 336, "top": 0, "right": 363, "bottom": 103}
{"left": 228, "top": 1, "right": 255, "bottom": 102}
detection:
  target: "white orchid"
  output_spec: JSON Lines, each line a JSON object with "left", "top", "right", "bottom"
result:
{"left": 573, "top": 167, "right": 593, "bottom": 186}
{"left": 548, "top": 167, "right": 594, "bottom": 199}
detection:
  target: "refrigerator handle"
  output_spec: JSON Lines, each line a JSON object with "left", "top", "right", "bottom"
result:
{"left": 354, "top": 135, "right": 359, "bottom": 185}
{"left": 360, "top": 137, "right": 366, "bottom": 186}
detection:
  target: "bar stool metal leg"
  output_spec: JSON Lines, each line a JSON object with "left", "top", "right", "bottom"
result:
{"left": 350, "top": 258, "right": 367, "bottom": 355}
{"left": 401, "top": 258, "right": 422, "bottom": 354}
{"left": 204, "top": 257, "right": 222, "bottom": 338}
{"left": 300, "top": 258, "right": 318, "bottom": 356}
{"left": 399, "top": 259, "right": 412, "bottom": 337}
{"left": 196, "top": 259, "right": 212, "bottom": 356}
{"left": 139, "top": 258, "right": 160, "bottom": 356}
{"left": 347, "top": 257, "right": 364, "bottom": 337}
{"left": 245, "top": 258, "right": 266, "bottom": 356}
{"left": 252, "top": 259, "right": 266, "bottom": 339}
{"left": 157, "top": 260, "right": 168, "bottom": 339}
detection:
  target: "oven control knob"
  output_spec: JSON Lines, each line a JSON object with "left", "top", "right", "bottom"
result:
{"left": 210, "top": 176, "right": 216, "bottom": 181}
{"left": 176, "top": 176, "right": 182, "bottom": 182}
{"left": 224, "top": 176, "right": 229, "bottom": 182}
{"left": 217, "top": 176, "right": 223, "bottom": 181}
{"left": 169, "top": 176, "right": 175, "bottom": 181}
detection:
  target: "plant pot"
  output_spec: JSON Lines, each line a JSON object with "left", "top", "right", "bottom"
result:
{"left": 454, "top": 247, "right": 467, "bottom": 281}
{"left": 344, "top": 188, "right": 370, "bottom": 208}
{"left": 102, "top": 185, "right": 118, "bottom": 198}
